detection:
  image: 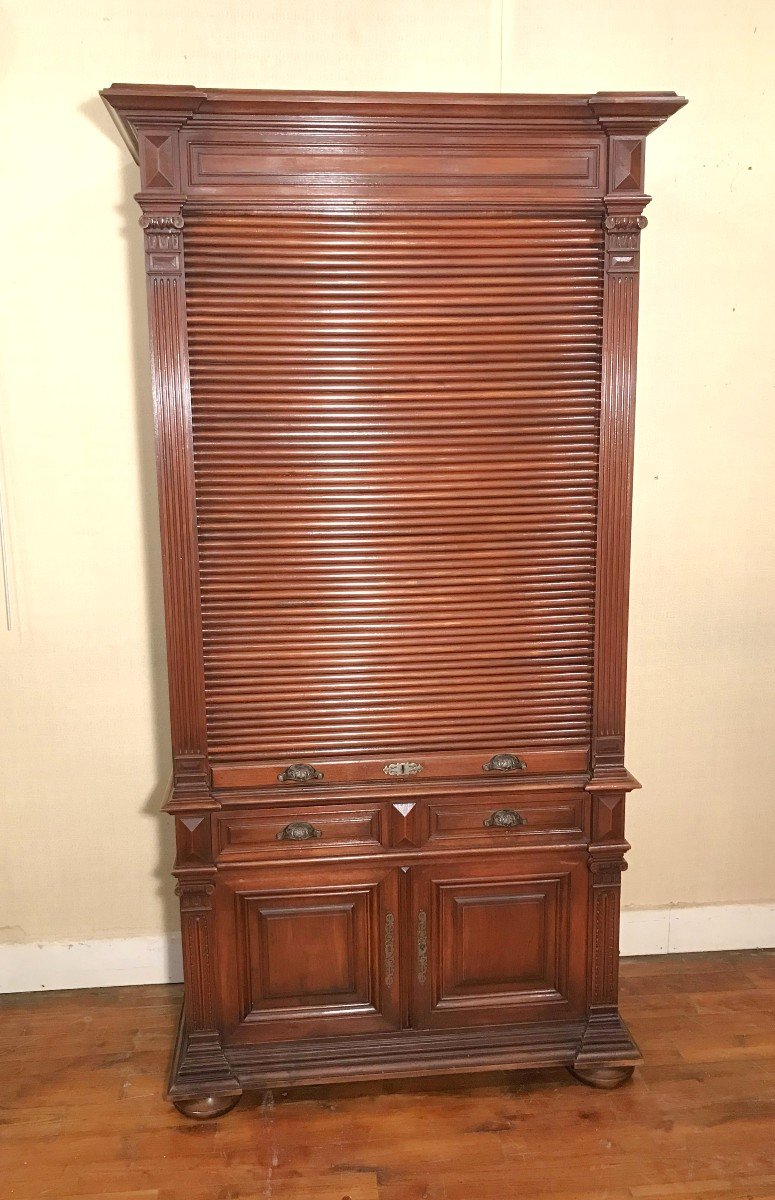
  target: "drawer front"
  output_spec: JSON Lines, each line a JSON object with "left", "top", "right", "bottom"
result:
{"left": 210, "top": 748, "right": 589, "bottom": 792}
{"left": 425, "top": 791, "right": 587, "bottom": 849}
{"left": 218, "top": 805, "right": 385, "bottom": 862}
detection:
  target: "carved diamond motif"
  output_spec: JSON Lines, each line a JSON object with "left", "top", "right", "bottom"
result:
{"left": 142, "top": 132, "right": 176, "bottom": 189}
{"left": 610, "top": 138, "right": 645, "bottom": 192}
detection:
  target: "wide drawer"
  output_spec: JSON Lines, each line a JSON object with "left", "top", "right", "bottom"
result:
{"left": 425, "top": 791, "right": 587, "bottom": 849}
{"left": 217, "top": 804, "right": 386, "bottom": 862}
{"left": 210, "top": 747, "right": 589, "bottom": 792}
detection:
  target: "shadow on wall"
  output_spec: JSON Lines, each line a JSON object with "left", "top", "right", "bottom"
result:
{"left": 82, "top": 95, "right": 178, "bottom": 962}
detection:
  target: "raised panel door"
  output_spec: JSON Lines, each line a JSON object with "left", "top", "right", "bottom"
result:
{"left": 216, "top": 861, "right": 400, "bottom": 1043}
{"left": 409, "top": 851, "right": 588, "bottom": 1030}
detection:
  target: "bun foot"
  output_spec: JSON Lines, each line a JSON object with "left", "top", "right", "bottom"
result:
{"left": 172, "top": 1093, "right": 241, "bottom": 1119}
{"left": 568, "top": 1064, "right": 635, "bottom": 1090}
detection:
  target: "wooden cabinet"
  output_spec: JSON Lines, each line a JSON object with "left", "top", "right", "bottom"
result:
{"left": 101, "top": 83, "right": 686, "bottom": 1117}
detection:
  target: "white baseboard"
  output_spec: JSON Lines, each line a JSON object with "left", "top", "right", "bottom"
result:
{"left": 619, "top": 902, "right": 775, "bottom": 957}
{"left": 0, "top": 933, "right": 183, "bottom": 994}
{"left": 1, "top": 903, "right": 773, "bottom": 994}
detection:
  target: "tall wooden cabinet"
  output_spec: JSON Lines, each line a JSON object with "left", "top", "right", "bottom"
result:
{"left": 101, "top": 85, "right": 685, "bottom": 1117}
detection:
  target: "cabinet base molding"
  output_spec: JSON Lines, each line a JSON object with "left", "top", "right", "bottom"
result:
{"left": 166, "top": 1011, "right": 242, "bottom": 1112}
{"left": 572, "top": 1007, "right": 642, "bottom": 1070}
{"left": 167, "top": 1005, "right": 641, "bottom": 1115}
{"left": 567, "top": 1009, "right": 641, "bottom": 1089}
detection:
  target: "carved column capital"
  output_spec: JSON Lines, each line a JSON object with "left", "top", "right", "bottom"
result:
{"left": 140, "top": 212, "right": 185, "bottom": 231}
{"left": 603, "top": 214, "right": 648, "bottom": 233}
{"left": 602, "top": 210, "right": 647, "bottom": 275}
{"left": 588, "top": 858, "right": 628, "bottom": 886}
{"left": 140, "top": 209, "right": 185, "bottom": 275}
{"left": 175, "top": 880, "right": 215, "bottom": 912}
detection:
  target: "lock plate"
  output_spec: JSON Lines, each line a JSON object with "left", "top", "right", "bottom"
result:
{"left": 384, "top": 761, "right": 423, "bottom": 777}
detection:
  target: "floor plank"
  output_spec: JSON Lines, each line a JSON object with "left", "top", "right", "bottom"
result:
{"left": 1, "top": 951, "right": 774, "bottom": 1199}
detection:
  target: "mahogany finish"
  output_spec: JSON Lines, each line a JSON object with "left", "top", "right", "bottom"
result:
{"left": 101, "top": 84, "right": 686, "bottom": 1116}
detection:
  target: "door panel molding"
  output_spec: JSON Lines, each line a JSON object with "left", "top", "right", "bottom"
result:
{"left": 410, "top": 852, "right": 587, "bottom": 1030}
{"left": 216, "top": 862, "right": 401, "bottom": 1043}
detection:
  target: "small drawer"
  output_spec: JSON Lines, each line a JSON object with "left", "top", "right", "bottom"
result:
{"left": 217, "top": 805, "right": 385, "bottom": 862}
{"left": 426, "top": 791, "right": 587, "bottom": 849}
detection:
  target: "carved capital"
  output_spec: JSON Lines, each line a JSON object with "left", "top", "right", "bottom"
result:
{"left": 604, "top": 215, "right": 648, "bottom": 233}
{"left": 140, "top": 213, "right": 185, "bottom": 231}
{"left": 175, "top": 881, "right": 215, "bottom": 912}
{"left": 140, "top": 211, "right": 184, "bottom": 275}
{"left": 589, "top": 859, "right": 627, "bottom": 886}
{"left": 603, "top": 212, "right": 646, "bottom": 274}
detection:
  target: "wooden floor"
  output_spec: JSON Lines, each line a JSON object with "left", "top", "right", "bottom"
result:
{"left": 1, "top": 951, "right": 774, "bottom": 1200}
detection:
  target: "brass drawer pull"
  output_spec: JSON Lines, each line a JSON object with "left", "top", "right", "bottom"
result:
{"left": 385, "top": 912, "right": 396, "bottom": 987}
{"left": 276, "top": 820, "right": 322, "bottom": 842}
{"left": 484, "top": 808, "right": 527, "bottom": 829}
{"left": 417, "top": 909, "right": 428, "bottom": 984}
{"left": 483, "top": 753, "right": 526, "bottom": 773}
{"left": 278, "top": 763, "right": 323, "bottom": 783}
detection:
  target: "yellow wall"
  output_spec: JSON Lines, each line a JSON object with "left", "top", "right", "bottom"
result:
{"left": 1, "top": 0, "right": 773, "bottom": 947}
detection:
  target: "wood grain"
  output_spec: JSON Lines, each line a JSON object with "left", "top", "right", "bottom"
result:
{"left": 186, "top": 212, "right": 603, "bottom": 774}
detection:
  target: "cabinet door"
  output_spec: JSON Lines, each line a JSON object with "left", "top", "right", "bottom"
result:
{"left": 409, "top": 852, "right": 588, "bottom": 1030}
{"left": 216, "top": 862, "right": 400, "bottom": 1043}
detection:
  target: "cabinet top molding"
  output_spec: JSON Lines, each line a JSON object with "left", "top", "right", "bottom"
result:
{"left": 101, "top": 85, "right": 687, "bottom": 164}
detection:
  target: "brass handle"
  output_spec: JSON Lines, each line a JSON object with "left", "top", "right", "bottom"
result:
{"left": 483, "top": 753, "right": 526, "bottom": 773}
{"left": 484, "top": 808, "right": 527, "bottom": 829}
{"left": 417, "top": 910, "right": 428, "bottom": 984}
{"left": 276, "top": 820, "right": 322, "bottom": 841}
{"left": 278, "top": 763, "right": 323, "bottom": 783}
{"left": 384, "top": 912, "right": 396, "bottom": 987}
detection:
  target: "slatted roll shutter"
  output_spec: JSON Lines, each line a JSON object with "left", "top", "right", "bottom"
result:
{"left": 185, "top": 213, "right": 603, "bottom": 778}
